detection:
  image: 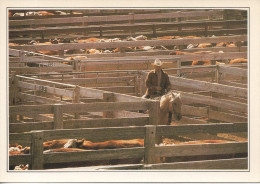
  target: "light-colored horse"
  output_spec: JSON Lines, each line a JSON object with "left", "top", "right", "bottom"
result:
{"left": 158, "top": 92, "right": 182, "bottom": 125}
{"left": 142, "top": 92, "right": 182, "bottom": 125}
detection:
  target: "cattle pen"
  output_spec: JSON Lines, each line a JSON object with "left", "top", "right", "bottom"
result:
{"left": 8, "top": 9, "right": 248, "bottom": 170}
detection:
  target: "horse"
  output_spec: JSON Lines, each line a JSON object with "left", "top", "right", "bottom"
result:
{"left": 158, "top": 92, "right": 182, "bottom": 125}
{"left": 142, "top": 91, "right": 182, "bottom": 125}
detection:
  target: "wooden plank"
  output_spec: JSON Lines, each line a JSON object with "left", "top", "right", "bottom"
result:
{"left": 218, "top": 65, "right": 247, "bottom": 77}
{"left": 44, "top": 147, "right": 144, "bottom": 164}
{"left": 43, "top": 126, "right": 146, "bottom": 142}
{"left": 9, "top": 155, "right": 32, "bottom": 166}
{"left": 182, "top": 105, "right": 208, "bottom": 117}
{"left": 10, "top": 66, "right": 73, "bottom": 74}
{"left": 78, "top": 52, "right": 247, "bottom": 63}
{"left": 9, "top": 19, "right": 246, "bottom": 37}
{"left": 9, "top": 133, "right": 32, "bottom": 145}
{"left": 168, "top": 75, "right": 247, "bottom": 98}
{"left": 10, "top": 104, "right": 53, "bottom": 115}
{"left": 185, "top": 71, "right": 215, "bottom": 79}
{"left": 181, "top": 92, "right": 247, "bottom": 113}
{"left": 179, "top": 116, "right": 209, "bottom": 124}
{"left": 96, "top": 86, "right": 135, "bottom": 94}
{"left": 17, "top": 75, "right": 76, "bottom": 87}
{"left": 79, "top": 87, "right": 104, "bottom": 99}
{"left": 219, "top": 81, "right": 247, "bottom": 88}
{"left": 9, "top": 121, "right": 54, "bottom": 133}
{"left": 155, "top": 142, "right": 247, "bottom": 157}
{"left": 113, "top": 92, "right": 149, "bottom": 102}
{"left": 145, "top": 158, "right": 248, "bottom": 170}
{"left": 114, "top": 111, "right": 149, "bottom": 118}
{"left": 63, "top": 117, "right": 149, "bottom": 129}
{"left": 179, "top": 52, "right": 247, "bottom": 62}
{"left": 211, "top": 93, "right": 247, "bottom": 104}
{"left": 9, "top": 10, "right": 223, "bottom": 26}
{"left": 10, "top": 35, "right": 247, "bottom": 51}
{"left": 209, "top": 110, "right": 247, "bottom": 123}
{"left": 50, "top": 76, "right": 135, "bottom": 85}
{"left": 61, "top": 101, "right": 150, "bottom": 113}
{"left": 156, "top": 123, "right": 247, "bottom": 136}
{"left": 18, "top": 81, "right": 74, "bottom": 97}
{"left": 18, "top": 92, "right": 69, "bottom": 104}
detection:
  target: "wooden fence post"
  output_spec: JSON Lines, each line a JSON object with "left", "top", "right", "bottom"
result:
{"left": 134, "top": 75, "right": 139, "bottom": 96}
{"left": 215, "top": 65, "right": 219, "bottom": 83}
{"left": 10, "top": 72, "right": 16, "bottom": 106}
{"left": 58, "top": 50, "right": 64, "bottom": 57}
{"left": 9, "top": 72, "right": 17, "bottom": 123}
{"left": 73, "top": 86, "right": 80, "bottom": 119}
{"left": 103, "top": 92, "right": 115, "bottom": 118}
{"left": 139, "top": 72, "right": 147, "bottom": 96}
{"left": 73, "top": 59, "right": 80, "bottom": 72}
{"left": 149, "top": 100, "right": 160, "bottom": 125}
{"left": 177, "top": 60, "right": 181, "bottom": 76}
{"left": 223, "top": 10, "right": 230, "bottom": 29}
{"left": 54, "top": 104, "right": 63, "bottom": 129}
{"left": 128, "top": 13, "right": 135, "bottom": 36}
{"left": 31, "top": 131, "right": 44, "bottom": 170}
{"left": 19, "top": 50, "right": 25, "bottom": 67}
{"left": 144, "top": 125, "right": 156, "bottom": 165}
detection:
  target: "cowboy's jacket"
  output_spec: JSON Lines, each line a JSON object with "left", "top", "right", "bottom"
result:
{"left": 145, "top": 69, "right": 171, "bottom": 96}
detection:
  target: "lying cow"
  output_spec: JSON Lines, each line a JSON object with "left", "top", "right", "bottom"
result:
{"left": 64, "top": 139, "right": 144, "bottom": 150}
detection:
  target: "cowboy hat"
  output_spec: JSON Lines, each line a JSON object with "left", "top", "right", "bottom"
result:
{"left": 152, "top": 58, "right": 163, "bottom": 66}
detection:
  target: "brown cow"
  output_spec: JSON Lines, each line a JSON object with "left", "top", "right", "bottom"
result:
{"left": 229, "top": 58, "right": 247, "bottom": 64}
{"left": 43, "top": 139, "right": 75, "bottom": 150}
{"left": 66, "top": 139, "right": 144, "bottom": 150}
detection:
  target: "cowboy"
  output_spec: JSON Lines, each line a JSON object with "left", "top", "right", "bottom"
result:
{"left": 143, "top": 59, "right": 171, "bottom": 99}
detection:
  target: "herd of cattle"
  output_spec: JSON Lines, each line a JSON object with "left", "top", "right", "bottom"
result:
{"left": 9, "top": 34, "right": 247, "bottom": 66}
{"left": 9, "top": 137, "right": 238, "bottom": 170}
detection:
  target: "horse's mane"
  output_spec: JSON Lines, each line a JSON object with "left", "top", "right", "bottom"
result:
{"left": 149, "top": 91, "right": 181, "bottom": 112}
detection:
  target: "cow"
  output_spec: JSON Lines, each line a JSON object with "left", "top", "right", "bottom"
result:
{"left": 37, "top": 11, "right": 55, "bottom": 16}
{"left": 9, "top": 145, "right": 30, "bottom": 155}
{"left": 43, "top": 139, "right": 77, "bottom": 150}
{"left": 64, "top": 139, "right": 144, "bottom": 150}
{"left": 229, "top": 58, "right": 247, "bottom": 64}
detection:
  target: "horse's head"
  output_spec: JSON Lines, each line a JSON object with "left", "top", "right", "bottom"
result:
{"left": 168, "top": 92, "right": 182, "bottom": 121}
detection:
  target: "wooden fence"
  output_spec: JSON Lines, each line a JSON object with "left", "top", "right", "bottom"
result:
{"left": 9, "top": 9, "right": 247, "bottom": 41}
{"left": 9, "top": 34, "right": 247, "bottom": 73}
{"left": 10, "top": 62, "right": 247, "bottom": 125}
{"left": 9, "top": 120, "right": 248, "bottom": 170}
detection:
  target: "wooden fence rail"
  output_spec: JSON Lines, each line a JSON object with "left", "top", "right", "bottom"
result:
{"left": 10, "top": 35, "right": 247, "bottom": 51}
{"left": 9, "top": 123, "right": 247, "bottom": 170}
{"left": 9, "top": 20, "right": 246, "bottom": 39}
{"left": 140, "top": 71, "right": 247, "bottom": 98}
{"left": 9, "top": 10, "right": 225, "bottom": 27}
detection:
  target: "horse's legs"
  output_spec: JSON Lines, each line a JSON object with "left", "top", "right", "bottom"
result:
{"left": 168, "top": 112, "right": 172, "bottom": 125}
